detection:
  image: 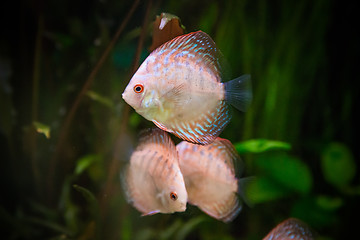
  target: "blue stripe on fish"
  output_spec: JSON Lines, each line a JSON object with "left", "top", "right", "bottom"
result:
{"left": 155, "top": 31, "right": 223, "bottom": 81}
{"left": 263, "top": 218, "right": 315, "bottom": 240}
{"left": 159, "top": 101, "right": 231, "bottom": 145}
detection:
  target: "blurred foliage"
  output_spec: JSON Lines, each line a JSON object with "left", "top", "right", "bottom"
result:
{"left": 0, "top": 0, "right": 359, "bottom": 239}
{"left": 234, "top": 139, "right": 291, "bottom": 154}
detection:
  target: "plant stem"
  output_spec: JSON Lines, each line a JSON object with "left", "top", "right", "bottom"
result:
{"left": 31, "top": 14, "right": 44, "bottom": 197}
{"left": 47, "top": 0, "right": 140, "bottom": 203}
{"left": 98, "top": 0, "right": 153, "bottom": 238}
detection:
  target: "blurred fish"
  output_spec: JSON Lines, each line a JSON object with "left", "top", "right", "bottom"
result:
{"left": 122, "top": 31, "right": 252, "bottom": 145}
{"left": 176, "top": 137, "right": 246, "bottom": 222}
{"left": 122, "top": 128, "right": 187, "bottom": 216}
{"left": 263, "top": 218, "right": 315, "bottom": 240}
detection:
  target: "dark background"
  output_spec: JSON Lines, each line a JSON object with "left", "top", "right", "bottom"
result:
{"left": 0, "top": 0, "right": 359, "bottom": 239}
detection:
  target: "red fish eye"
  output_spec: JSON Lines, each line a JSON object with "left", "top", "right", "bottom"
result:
{"left": 133, "top": 84, "right": 144, "bottom": 93}
{"left": 170, "top": 192, "right": 178, "bottom": 201}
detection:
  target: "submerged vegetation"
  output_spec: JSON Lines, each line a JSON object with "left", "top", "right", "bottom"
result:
{"left": 0, "top": 0, "right": 358, "bottom": 239}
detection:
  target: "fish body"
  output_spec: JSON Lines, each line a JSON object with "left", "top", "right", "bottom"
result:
{"left": 263, "top": 218, "right": 315, "bottom": 240}
{"left": 122, "top": 129, "right": 187, "bottom": 215}
{"left": 176, "top": 138, "right": 243, "bottom": 222}
{"left": 122, "top": 31, "right": 252, "bottom": 144}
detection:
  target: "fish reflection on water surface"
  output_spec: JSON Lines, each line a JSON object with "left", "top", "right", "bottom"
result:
{"left": 176, "top": 138, "right": 245, "bottom": 222}
{"left": 122, "top": 129, "right": 187, "bottom": 216}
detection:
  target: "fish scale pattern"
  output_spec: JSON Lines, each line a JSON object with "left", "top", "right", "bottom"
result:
{"left": 263, "top": 218, "right": 315, "bottom": 240}
{"left": 155, "top": 31, "right": 223, "bottom": 81}
{"left": 154, "top": 100, "right": 231, "bottom": 145}
{"left": 200, "top": 194, "right": 241, "bottom": 223}
{"left": 176, "top": 138, "right": 241, "bottom": 222}
{"left": 123, "top": 129, "right": 187, "bottom": 215}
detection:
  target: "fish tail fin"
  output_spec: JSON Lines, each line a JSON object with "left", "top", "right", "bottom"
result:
{"left": 224, "top": 74, "right": 252, "bottom": 112}
{"left": 238, "top": 176, "right": 257, "bottom": 208}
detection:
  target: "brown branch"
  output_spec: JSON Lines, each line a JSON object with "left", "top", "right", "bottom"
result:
{"left": 47, "top": 0, "right": 140, "bottom": 203}
{"left": 31, "top": 14, "right": 44, "bottom": 197}
{"left": 98, "top": 0, "right": 153, "bottom": 236}
{"left": 101, "top": 0, "right": 153, "bottom": 204}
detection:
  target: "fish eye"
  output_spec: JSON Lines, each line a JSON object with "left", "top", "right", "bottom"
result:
{"left": 170, "top": 192, "right": 178, "bottom": 201}
{"left": 133, "top": 84, "right": 144, "bottom": 93}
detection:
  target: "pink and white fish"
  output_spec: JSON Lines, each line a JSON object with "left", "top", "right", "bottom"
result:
{"left": 122, "top": 31, "right": 252, "bottom": 145}
{"left": 176, "top": 137, "right": 245, "bottom": 222}
{"left": 263, "top": 218, "right": 315, "bottom": 240}
{"left": 122, "top": 128, "right": 187, "bottom": 216}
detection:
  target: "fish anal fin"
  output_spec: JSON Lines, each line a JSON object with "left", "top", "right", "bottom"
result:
{"left": 141, "top": 210, "right": 161, "bottom": 216}
{"left": 198, "top": 194, "right": 242, "bottom": 223}
{"left": 171, "top": 101, "right": 231, "bottom": 145}
{"left": 153, "top": 120, "right": 171, "bottom": 132}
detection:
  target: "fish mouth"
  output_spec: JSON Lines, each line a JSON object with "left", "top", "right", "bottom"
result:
{"left": 179, "top": 202, "right": 187, "bottom": 212}
{"left": 121, "top": 90, "right": 127, "bottom": 102}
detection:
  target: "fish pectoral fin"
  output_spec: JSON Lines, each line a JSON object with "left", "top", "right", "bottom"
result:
{"left": 170, "top": 101, "right": 231, "bottom": 144}
{"left": 160, "top": 84, "right": 186, "bottom": 108}
{"left": 154, "top": 98, "right": 164, "bottom": 112}
{"left": 141, "top": 210, "right": 161, "bottom": 216}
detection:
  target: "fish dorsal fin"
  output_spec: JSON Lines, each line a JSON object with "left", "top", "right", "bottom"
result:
{"left": 138, "top": 128, "right": 177, "bottom": 157}
{"left": 156, "top": 31, "right": 223, "bottom": 81}
{"left": 211, "top": 138, "right": 242, "bottom": 175}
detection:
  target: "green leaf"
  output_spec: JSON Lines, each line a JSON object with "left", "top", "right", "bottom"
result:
{"left": 291, "top": 196, "right": 338, "bottom": 228}
{"left": 24, "top": 216, "right": 73, "bottom": 236}
{"left": 134, "top": 228, "right": 155, "bottom": 240}
{"left": 33, "top": 121, "right": 51, "bottom": 139}
{"left": 159, "top": 219, "right": 182, "bottom": 240}
{"left": 74, "top": 154, "right": 100, "bottom": 176}
{"left": 58, "top": 177, "right": 80, "bottom": 233}
{"left": 72, "top": 184, "right": 97, "bottom": 205}
{"left": 234, "top": 139, "right": 291, "bottom": 154}
{"left": 255, "top": 153, "right": 312, "bottom": 194}
{"left": 87, "top": 90, "right": 114, "bottom": 109}
{"left": 120, "top": 217, "right": 132, "bottom": 240}
{"left": 321, "top": 142, "right": 356, "bottom": 187}
{"left": 72, "top": 184, "right": 99, "bottom": 219}
{"left": 175, "top": 216, "right": 206, "bottom": 240}
{"left": 244, "top": 176, "right": 289, "bottom": 204}
{"left": 315, "top": 195, "right": 343, "bottom": 211}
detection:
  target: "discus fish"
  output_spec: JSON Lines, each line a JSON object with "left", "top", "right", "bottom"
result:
{"left": 263, "top": 218, "right": 315, "bottom": 240}
{"left": 176, "top": 138, "right": 245, "bottom": 222}
{"left": 122, "top": 128, "right": 188, "bottom": 216}
{"left": 122, "top": 31, "right": 252, "bottom": 145}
